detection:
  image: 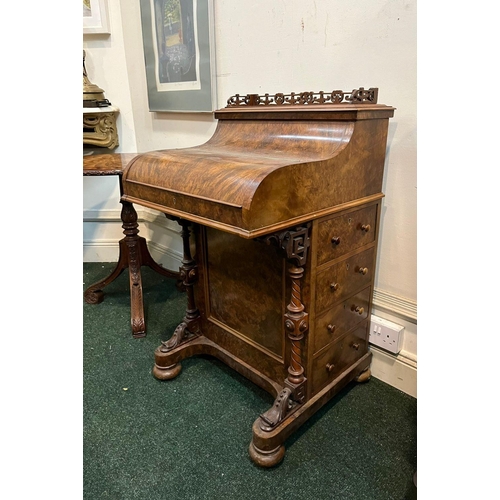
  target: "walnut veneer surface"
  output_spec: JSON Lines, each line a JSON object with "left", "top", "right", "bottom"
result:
{"left": 121, "top": 94, "right": 395, "bottom": 467}
{"left": 83, "top": 152, "right": 139, "bottom": 176}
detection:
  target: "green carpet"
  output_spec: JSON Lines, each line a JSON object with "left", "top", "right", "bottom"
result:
{"left": 83, "top": 262, "right": 417, "bottom": 500}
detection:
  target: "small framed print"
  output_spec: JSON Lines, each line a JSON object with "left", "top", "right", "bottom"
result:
{"left": 83, "top": 0, "right": 111, "bottom": 35}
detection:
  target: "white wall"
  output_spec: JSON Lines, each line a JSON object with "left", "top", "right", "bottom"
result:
{"left": 84, "top": 0, "right": 417, "bottom": 395}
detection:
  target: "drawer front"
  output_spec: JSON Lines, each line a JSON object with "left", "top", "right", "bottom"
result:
{"left": 315, "top": 247, "right": 374, "bottom": 313}
{"left": 313, "top": 287, "right": 371, "bottom": 353}
{"left": 317, "top": 205, "right": 377, "bottom": 265}
{"left": 311, "top": 324, "right": 368, "bottom": 395}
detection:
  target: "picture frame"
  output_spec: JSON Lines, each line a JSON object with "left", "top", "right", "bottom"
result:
{"left": 83, "top": 0, "right": 111, "bottom": 35}
{"left": 139, "top": 0, "right": 217, "bottom": 113}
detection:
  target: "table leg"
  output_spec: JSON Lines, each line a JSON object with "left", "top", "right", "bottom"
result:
{"left": 84, "top": 200, "right": 181, "bottom": 338}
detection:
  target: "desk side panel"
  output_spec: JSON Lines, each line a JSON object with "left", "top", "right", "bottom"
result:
{"left": 246, "top": 118, "right": 390, "bottom": 230}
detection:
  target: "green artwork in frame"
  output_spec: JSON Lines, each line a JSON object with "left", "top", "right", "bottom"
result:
{"left": 140, "top": 0, "right": 216, "bottom": 112}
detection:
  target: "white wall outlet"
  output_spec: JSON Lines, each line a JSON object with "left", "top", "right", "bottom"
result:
{"left": 369, "top": 315, "right": 404, "bottom": 354}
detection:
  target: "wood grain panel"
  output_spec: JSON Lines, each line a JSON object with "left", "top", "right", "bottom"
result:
{"left": 311, "top": 322, "right": 368, "bottom": 394}
{"left": 317, "top": 205, "right": 377, "bottom": 266}
{"left": 205, "top": 227, "right": 285, "bottom": 357}
{"left": 313, "top": 287, "right": 371, "bottom": 353}
{"left": 315, "top": 247, "right": 375, "bottom": 313}
{"left": 83, "top": 153, "right": 139, "bottom": 175}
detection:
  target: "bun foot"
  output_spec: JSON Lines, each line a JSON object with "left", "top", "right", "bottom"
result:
{"left": 249, "top": 441, "right": 285, "bottom": 468}
{"left": 153, "top": 363, "right": 182, "bottom": 380}
{"left": 355, "top": 368, "right": 371, "bottom": 383}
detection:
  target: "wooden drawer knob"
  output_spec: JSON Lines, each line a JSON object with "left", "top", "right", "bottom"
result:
{"left": 331, "top": 236, "right": 341, "bottom": 245}
{"left": 358, "top": 267, "right": 368, "bottom": 275}
{"left": 352, "top": 342, "right": 360, "bottom": 350}
{"left": 326, "top": 363, "right": 335, "bottom": 372}
{"left": 327, "top": 324, "right": 336, "bottom": 333}
{"left": 330, "top": 282, "right": 339, "bottom": 291}
{"left": 351, "top": 305, "right": 364, "bottom": 315}
{"left": 361, "top": 224, "right": 371, "bottom": 232}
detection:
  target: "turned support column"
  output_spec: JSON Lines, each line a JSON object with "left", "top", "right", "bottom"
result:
{"left": 283, "top": 264, "right": 308, "bottom": 391}
{"left": 255, "top": 225, "right": 311, "bottom": 433}
{"left": 153, "top": 218, "right": 200, "bottom": 380}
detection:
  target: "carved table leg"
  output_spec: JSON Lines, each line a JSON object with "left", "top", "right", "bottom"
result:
{"left": 121, "top": 200, "right": 148, "bottom": 337}
{"left": 84, "top": 200, "right": 181, "bottom": 338}
{"left": 250, "top": 225, "right": 311, "bottom": 467}
{"left": 83, "top": 248, "right": 127, "bottom": 306}
{"left": 153, "top": 220, "right": 200, "bottom": 380}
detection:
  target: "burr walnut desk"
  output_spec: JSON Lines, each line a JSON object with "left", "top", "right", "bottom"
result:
{"left": 83, "top": 152, "right": 181, "bottom": 337}
{"left": 121, "top": 88, "right": 395, "bottom": 466}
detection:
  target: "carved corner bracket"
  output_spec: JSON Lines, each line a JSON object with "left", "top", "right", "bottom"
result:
{"left": 259, "top": 224, "right": 311, "bottom": 267}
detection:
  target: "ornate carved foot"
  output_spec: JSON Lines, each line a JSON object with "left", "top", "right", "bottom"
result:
{"left": 153, "top": 323, "right": 197, "bottom": 380}
{"left": 249, "top": 442, "right": 285, "bottom": 468}
{"left": 84, "top": 255, "right": 127, "bottom": 305}
{"left": 355, "top": 367, "right": 371, "bottom": 383}
{"left": 153, "top": 323, "right": 192, "bottom": 380}
{"left": 259, "top": 387, "right": 294, "bottom": 431}
{"left": 251, "top": 353, "right": 373, "bottom": 468}
{"left": 159, "top": 321, "right": 197, "bottom": 351}
{"left": 84, "top": 288, "right": 104, "bottom": 304}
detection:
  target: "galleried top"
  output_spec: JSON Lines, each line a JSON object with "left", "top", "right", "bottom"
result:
{"left": 226, "top": 87, "right": 378, "bottom": 107}
{"left": 122, "top": 86, "right": 394, "bottom": 238}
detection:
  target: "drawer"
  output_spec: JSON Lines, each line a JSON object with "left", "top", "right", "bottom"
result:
{"left": 315, "top": 247, "right": 374, "bottom": 313}
{"left": 317, "top": 205, "right": 377, "bottom": 265}
{"left": 311, "top": 323, "right": 368, "bottom": 395}
{"left": 313, "top": 287, "right": 371, "bottom": 353}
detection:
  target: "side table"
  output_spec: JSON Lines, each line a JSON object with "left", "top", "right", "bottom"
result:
{"left": 83, "top": 152, "right": 181, "bottom": 337}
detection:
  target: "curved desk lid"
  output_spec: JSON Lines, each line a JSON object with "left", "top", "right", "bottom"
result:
{"left": 122, "top": 89, "right": 395, "bottom": 238}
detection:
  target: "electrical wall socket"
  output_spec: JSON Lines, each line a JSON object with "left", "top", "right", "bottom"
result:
{"left": 369, "top": 315, "right": 404, "bottom": 354}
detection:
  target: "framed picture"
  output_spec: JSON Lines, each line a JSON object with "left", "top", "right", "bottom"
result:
{"left": 140, "top": 0, "right": 217, "bottom": 112}
{"left": 83, "top": 0, "right": 110, "bottom": 35}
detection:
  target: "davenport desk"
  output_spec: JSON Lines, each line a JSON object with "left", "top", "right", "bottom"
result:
{"left": 121, "top": 88, "right": 395, "bottom": 467}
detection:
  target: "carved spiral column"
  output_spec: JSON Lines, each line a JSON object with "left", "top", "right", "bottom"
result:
{"left": 257, "top": 224, "right": 311, "bottom": 430}
{"left": 284, "top": 265, "right": 308, "bottom": 389}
